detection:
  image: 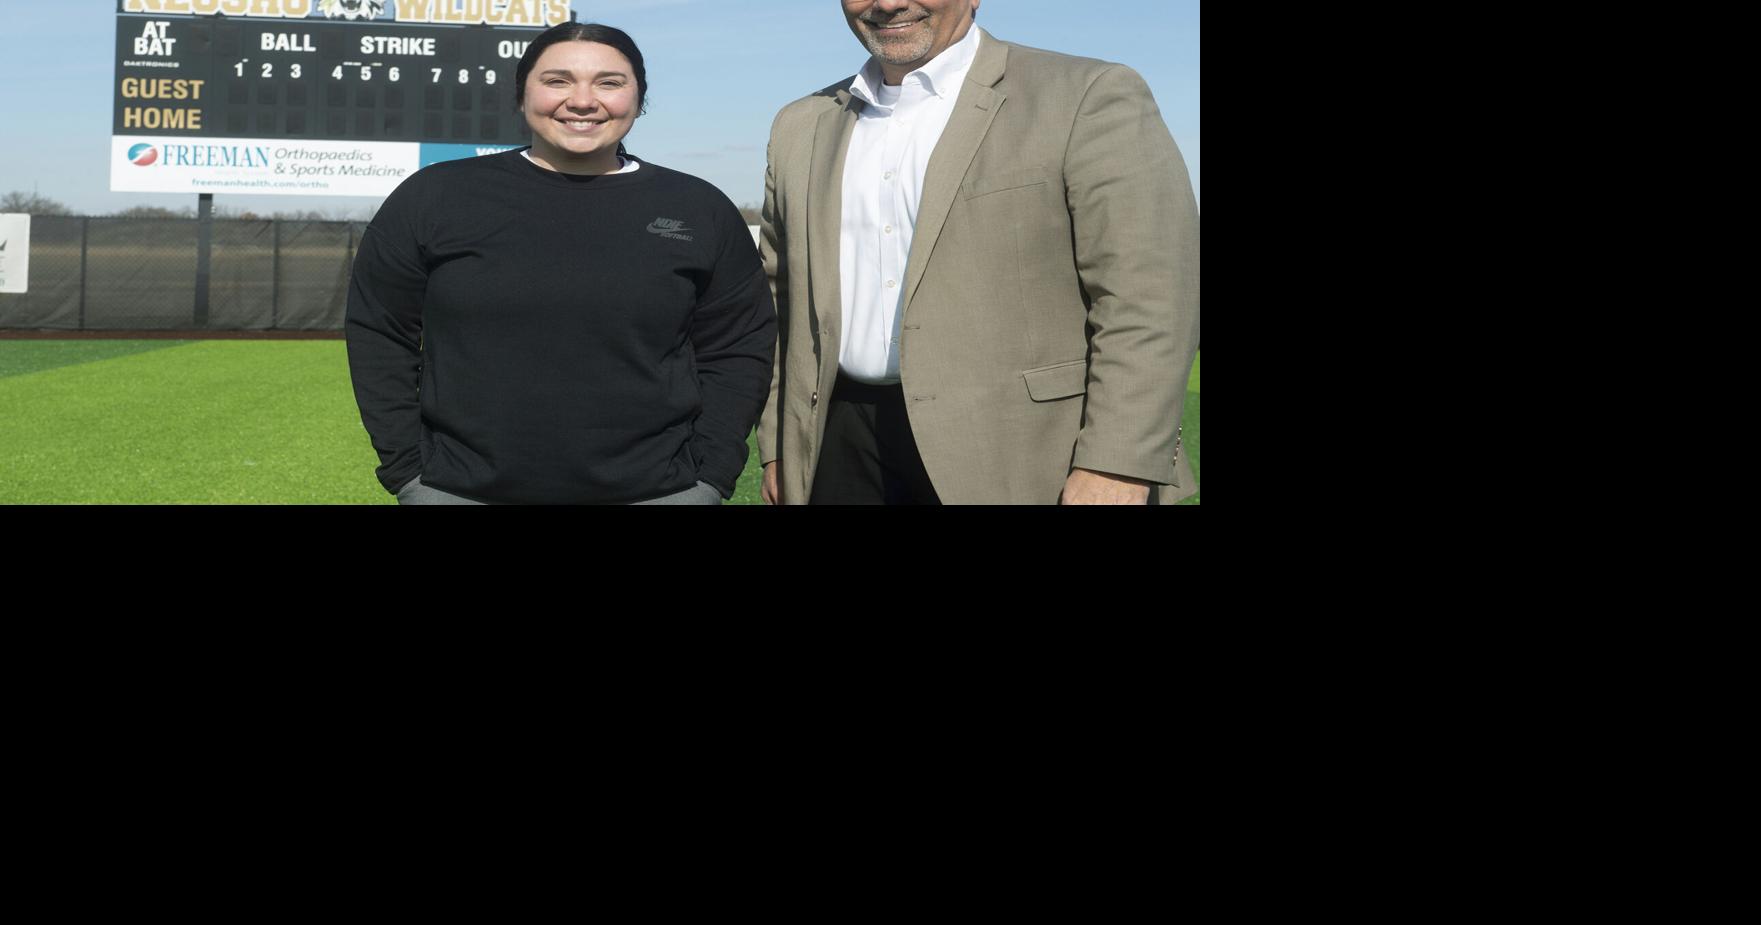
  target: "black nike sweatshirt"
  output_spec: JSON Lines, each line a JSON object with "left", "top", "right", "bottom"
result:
{"left": 345, "top": 149, "right": 775, "bottom": 504}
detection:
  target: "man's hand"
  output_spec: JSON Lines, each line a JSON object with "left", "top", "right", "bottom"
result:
{"left": 761, "top": 461, "right": 781, "bottom": 505}
{"left": 1060, "top": 467, "right": 1152, "bottom": 505}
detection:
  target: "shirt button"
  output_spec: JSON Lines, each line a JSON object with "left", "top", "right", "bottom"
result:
{"left": 885, "top": 279, "right": 896, "bottom": 289}
{"left": 883, "top": 225, "right": 893, "bottom": 234}
{"left": 883, "top": 171, "right": 894, "bottom": 180}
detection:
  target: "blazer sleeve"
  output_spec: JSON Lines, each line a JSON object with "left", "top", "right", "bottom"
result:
{"left": 344, "top": 174, "right": 430, "bottom": 495}
{"left": 755, "top": 126, "right": 788, "bottom": 468}
{"left": 1063, "top": 64, "right": 1201, "bottom": 485}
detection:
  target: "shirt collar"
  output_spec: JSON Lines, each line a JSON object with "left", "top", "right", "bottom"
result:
{"left": 849, "top": 24, "right": 982, "bottom": 109}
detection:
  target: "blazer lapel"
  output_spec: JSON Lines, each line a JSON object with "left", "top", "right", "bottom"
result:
{"left": 902, "top": 29, "right": 1008, "bottom": 313}
{"left": 808, "top": 87, "right": 860, "bottom": 359}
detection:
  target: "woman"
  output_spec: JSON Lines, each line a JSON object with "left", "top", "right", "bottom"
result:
{"left": 345, "top": 23, "right": 775, "bottom": 504}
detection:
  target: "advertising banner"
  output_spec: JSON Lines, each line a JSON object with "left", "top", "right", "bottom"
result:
{"left": 0, "top": 214, "right": 28, "bottom": 294}
{"left": 112, "top": 134, "right": 425, "bottom": 196}
{"left": 419, "top": 143, "right": 517, "bottom": 168}
{"left": 111, "top": 137, "right": 521, "bottom": 196}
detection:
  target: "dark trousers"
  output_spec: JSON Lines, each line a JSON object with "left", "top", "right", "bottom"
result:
{"left": 809, "top": 373, "right": 942, "bottom": 505}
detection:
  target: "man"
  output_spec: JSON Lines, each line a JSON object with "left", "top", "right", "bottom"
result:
{"left": 758, "top": 0, "right": 1200, "bottom": 504}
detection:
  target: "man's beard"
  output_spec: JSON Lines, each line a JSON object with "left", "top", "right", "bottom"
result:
{"left": 855, "top": 17, "right": 935, "bottom": 66}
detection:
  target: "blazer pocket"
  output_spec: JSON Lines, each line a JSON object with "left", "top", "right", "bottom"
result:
{"left": 1022, "top": 360, "right": 1088, "bottom": 402}
{"left": 961, "top": 166, "right": 1048, "bottom": 200}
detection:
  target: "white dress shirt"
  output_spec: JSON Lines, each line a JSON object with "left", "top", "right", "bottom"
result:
{"left": 838, "top": 25, "right": 982, "bottom": 384}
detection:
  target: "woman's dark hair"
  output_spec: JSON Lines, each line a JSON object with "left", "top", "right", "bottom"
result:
{"left": 513, "top": 22, "right": 648, "bottom": 115}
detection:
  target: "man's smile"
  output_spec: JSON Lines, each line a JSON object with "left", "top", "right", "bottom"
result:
{"left": 865, "top": 17, "right": 927, "bottom": 33}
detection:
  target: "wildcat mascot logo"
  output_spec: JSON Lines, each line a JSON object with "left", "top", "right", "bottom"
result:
{"left": 319, "top": 0, "right": 388, "bottom": 20}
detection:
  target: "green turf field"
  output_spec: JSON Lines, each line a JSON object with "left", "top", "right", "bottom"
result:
{"left": 0, "top": 340, "right": 1198, "bottom": 504}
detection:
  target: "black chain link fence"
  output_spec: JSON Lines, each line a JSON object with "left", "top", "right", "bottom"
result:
{"left": 0, "top": 215, "right": 363, "bottom": 331}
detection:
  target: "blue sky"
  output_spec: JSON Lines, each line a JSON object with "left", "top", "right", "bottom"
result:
{"left": 0, "top": 0, "right": 1199, "bottom": 216}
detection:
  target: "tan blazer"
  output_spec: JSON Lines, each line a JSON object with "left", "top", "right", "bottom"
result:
{"left": 757, "top": 29, "right": 1200, "bottom": 504}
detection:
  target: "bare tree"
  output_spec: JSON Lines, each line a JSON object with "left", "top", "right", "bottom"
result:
{"left": 273, "top": 208, "right": 332, "bottom": 221}
{"left": 113, "top": 204, "right": 192, "bottom": 219}
{"left": 2, "top": 191, "right": 73, "bottom": 216}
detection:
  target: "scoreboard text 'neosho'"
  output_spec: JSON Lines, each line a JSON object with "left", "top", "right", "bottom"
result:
{"left": 119, "top": 1, "right": 574, "bottom": 27}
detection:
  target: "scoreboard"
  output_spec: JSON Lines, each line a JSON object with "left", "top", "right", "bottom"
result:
{"left": 112, "top": 0, "right": 570, "bottom": 197}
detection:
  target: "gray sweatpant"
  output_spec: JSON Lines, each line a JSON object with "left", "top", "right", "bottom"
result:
{"left": 395, "top": 476, "right": 722, "bottom": 505}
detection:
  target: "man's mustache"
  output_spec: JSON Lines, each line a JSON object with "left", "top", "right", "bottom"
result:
{"left": 861, "top": 13, "right": 929, "bottom": 27}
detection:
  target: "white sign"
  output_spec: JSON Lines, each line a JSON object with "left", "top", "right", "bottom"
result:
{"left": 110, "top": 134, "right": 420, "bottom": 197}
{"left": 0, "top": 214, "right": 28, "bottom": 294}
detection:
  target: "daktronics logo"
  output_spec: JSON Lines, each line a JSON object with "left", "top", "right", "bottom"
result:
{"left": 127, "top": 143, "right": 159, "bottom": 166}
